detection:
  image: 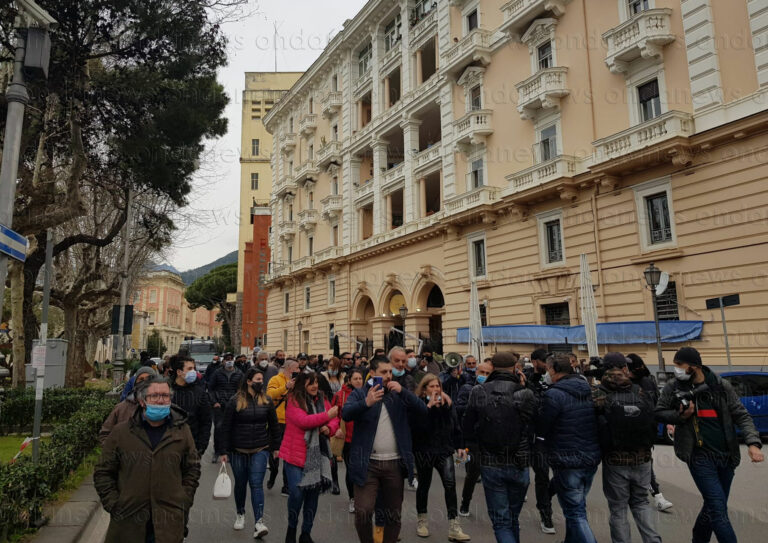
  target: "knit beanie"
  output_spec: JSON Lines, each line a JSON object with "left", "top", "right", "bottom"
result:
{"left": 673, "top": 346, "right": 702, "bottom": 366}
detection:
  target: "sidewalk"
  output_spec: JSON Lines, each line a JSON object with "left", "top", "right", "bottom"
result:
{"left": 32, "top": 474, "right": 109, "bottom": 543}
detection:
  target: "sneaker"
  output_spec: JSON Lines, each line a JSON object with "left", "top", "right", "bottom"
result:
{"left": 281, "top": 486, "right": 290, "bottom": 497}
{"left": 331, "top": 482, "right": 341, "bottom": 495}
{"left": 540, "top": 511, "right": 555, "bottom": 535}
{"left": 416, "top": 514, "right": 429, "bottom": 538}
{"left": 348, "top": 499, "right": 355, "bottom": 514}
{"left": 253, "top": 520, "right": 269, "bottom": 539}
{"left": 459, "top": 501, "right": 470, "bottom": 517}
{"left": 234, "top": 514, "right": 245, "bottom": 531}
{"left": 448, "top": 518, "right": 470, "bottom": 542}
{"left": 407, "top": 478, "right": 418, "bottom": 492}
{"left": 654, "top": 493, "right": 674, "bottom": 511}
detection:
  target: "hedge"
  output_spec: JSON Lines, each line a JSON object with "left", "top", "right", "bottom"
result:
{"left": 0, "top": 393, "right": 117, "bottom": 540}
{"left": 0, "top": 388, "right": 107, "bottom": 434}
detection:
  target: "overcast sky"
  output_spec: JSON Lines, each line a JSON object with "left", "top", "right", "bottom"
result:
{"left": 167, "top": 0, "right": 367, "bottom": 271}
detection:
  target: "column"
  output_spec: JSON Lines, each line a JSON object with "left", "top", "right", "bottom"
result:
{"left": 372, "top": 138, "right": 388, "bottom": 235}
{"left": 371, "top": 26, "right": 383, "bottom": 119}
{"left": 438, "top": 169, "right": 444, "bottom": 209}
{"left": 357, "top": 100, "right": 363, "bottom": 130}
{"left": 401, "top": 118, "right": 421, "bottom": 223}
{"left": 434, "top": 35, "right": 439, "bottom": 71}
{"left": 384, "top": 76, "right": 391, "bottom": 110}
{"left": 358, "top": 208, "right": 364, "bottom": 241}
{"left": 419, "top": 177, "right": 427, "bottom": 218}
{"left": 386, "top": 193, "right": 393, "bottom": 231}
{"left": 415, "top": 49, "right": 423, "bottom": 86}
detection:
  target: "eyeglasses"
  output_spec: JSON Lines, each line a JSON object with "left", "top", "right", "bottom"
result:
{"left": 146, "top": 393, "right": 172, "bottom": 402}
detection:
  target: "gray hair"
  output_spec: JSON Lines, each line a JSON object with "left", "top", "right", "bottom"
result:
{"left": 257, "top": 351, "right": 270, "bottom": 360}
{"left": 135, "top": 375, "right": 172, "bottom": 403}
{"left": 388, "top": 346, "right": 406, "bottom": 359}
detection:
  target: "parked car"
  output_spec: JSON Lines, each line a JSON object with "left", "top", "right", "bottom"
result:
{"left": 721, "top": 371, "right": 768, "bottom": 437}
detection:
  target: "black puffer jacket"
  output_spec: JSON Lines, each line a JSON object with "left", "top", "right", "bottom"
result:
{"left": 171, "top": 379, "right": 212, "bottom": 454}
{"left": 412, "top": 399, "right": 462, "bottom": 458}
{"left": 216, "top": 393, "right": 280, "bottom": 455}
{"left": 209, "top": 368, "right": 243, "bottom": 405}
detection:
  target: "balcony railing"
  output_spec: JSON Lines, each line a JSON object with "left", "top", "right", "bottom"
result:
{"left": 316, "top": 141, "right": 342, "bottom": 168}
{"left": 504, "top": 155, "right": 578, "bottom": 195}
{"left": 275, "top": 179, "right": 297, "bottom": 199}
{"left": 410, "top": 8, "right": 437, "bottom": 46}
{"left": 278, "top": 221, "right": 296, "bottom": 240}
{"left": 315, "top": 246, "right": 343, "bottom": 263}
{"left": 298, "top": 209, "right": 318, "bottom": 231}
{"left": 381, "top": 163, "right": 405, "bottom": 189}
{"left": 500, "top": 0, "right": 571, "bottom": 38}
{"left": 295, "top": 160, "right": 319, "bottom": 184}
{"left": 381, "top": 41, "right": 402, "bottom": 69}
{"left": 413, "top": 144, "right": 442, "bottom": 172}
{"left": 440, "top": 28, "right": 493, "bottom": 75}
{"left": 321, "top": 194, "right": 343, "bottom": 220}
{"left": 444, "top": 185, "right": 500, "bottom": 215}
{"left": 321, "top": 91, "right": 342, "bottom": 118}
{"left": 453, "top": 109, "right": 494, "bottom": 145}
{"left": 299, "top": 114, "right": 317, "bottom": 135}
{"left": 355, "top": 178, "right": 374, "bottom": 200}
{"left": 603, "top": 8, "right": 675, "bottom": 74}
{"left": 516, "top": 67, "right": 570, "bottom": 120}
{"left": 354, "top": 71, "right": 372, "bottom": 97}
{"left": 291, "top": 256, "right": 314, "bottom": 273}
{"left": 592, "top": 110, "right": 694, "bottom": 165}
{"left": 280, "top": 133, "right": 297, "bottom": 154}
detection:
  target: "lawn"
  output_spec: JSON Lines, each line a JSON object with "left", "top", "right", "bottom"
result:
{"left": 0, "top": 435, "right": 50, "bottom": 463}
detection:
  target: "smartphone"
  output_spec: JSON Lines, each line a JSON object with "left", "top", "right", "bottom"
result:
{"left": 373, "top": 376, "right": 383, "bottom": 388}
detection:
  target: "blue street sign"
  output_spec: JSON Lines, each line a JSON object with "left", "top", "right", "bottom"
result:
{"left": 0, "top": 224, "right": 28, "bottom": 262}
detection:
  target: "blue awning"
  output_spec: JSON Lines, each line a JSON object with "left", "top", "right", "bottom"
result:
{"left": 456, "top": 321, "right": 703, "bottom": 345}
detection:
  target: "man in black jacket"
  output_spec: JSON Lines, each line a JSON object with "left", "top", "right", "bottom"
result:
{"left": 209, "top": 354, "right": 243, "bottom": 461}
{"left": 170, "top": 355, "right": 212, "bottom": 458}
{"left": 462, "top": 352, "right": 536, "bottom": 543}
{"left": 204, "top": 354, "right": 221, "bottom": 385}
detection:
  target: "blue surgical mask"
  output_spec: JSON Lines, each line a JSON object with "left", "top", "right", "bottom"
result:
{"left": 476, "top": 375, "right": 487, "bottom": 385}
{"left": 144, "top": 403, "right": 170, "bottom": 422}
{"left": 407, "top": 357, "right": 418, "bottom": 369}
{"left": 184, "top": 370, "right": 197, "bottom": 384}
{"left": 392, "top": 368, "right": 405, "bottom": 377}
{"left": 328, "top": 369, "right": 338, "bottom": 376}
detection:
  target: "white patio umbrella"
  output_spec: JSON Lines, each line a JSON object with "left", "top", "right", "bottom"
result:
{"left": 579, "top": 253, "right": 599, "bottom": 358}
{"left": 469, "top": 279, "right": 485, "bottom": 362}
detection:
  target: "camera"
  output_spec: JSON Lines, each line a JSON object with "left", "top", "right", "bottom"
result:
{"left": 674, "top": 390, "right": 695, "bottom": 409}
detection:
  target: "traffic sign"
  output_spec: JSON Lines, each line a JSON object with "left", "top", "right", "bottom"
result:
{"left": 705, "top": 294, "right": 740, "bottom": 310}
{"left": 0, "top": 224, "right": 29, "bottom": 262}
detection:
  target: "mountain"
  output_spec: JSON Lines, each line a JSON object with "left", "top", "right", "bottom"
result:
{"left": 180, "top": 250, "right": 238, "bottom": 285}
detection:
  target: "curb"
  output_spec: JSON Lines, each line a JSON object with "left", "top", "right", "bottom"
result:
{"left": 32, "top": 475, "right": 108, "bottom": 543}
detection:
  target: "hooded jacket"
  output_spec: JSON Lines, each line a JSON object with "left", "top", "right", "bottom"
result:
{"left": 99, "top": 399, "right": 140, "bottom": 445}
{"left": 216, "top": 392, "right": 280, "bottom": 455}
{"left": 170, "top": 378, "right": 212, "bottom": 455}
{"left": 537, "top": 374, "right": 602, "bottom": 469}
{"left": 94, "top": 405, "right": 200, "bottom": 543}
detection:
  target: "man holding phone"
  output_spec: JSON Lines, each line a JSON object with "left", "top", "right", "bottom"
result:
{"left": 343, "top": 356, "right": 428, "bottom": 543}
{"left": 266, "top": 358, "right": 300, "bottom": 496}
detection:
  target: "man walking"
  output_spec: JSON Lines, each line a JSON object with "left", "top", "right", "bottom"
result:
{"left": 266, "top": 358, "right": 299, "bottom": 494}
{"left": 95, "top": 375, "right": 201, "bottom": 543}
{"left": 209, "top": 354, "right": 243, "bottom": 462}
{"left": 462, "top": 352, "right": 536, "bottom": 543}
{"left": 594, "top": 353, "right": 661, "bottom": 543}
{"left": 343, "top": 356, "right": 428, "bottom": 543}
{"left": 656, "top": 347, "right": 763, "bottom": 543}
{"left": 389, "top": 347, "right": 416, "bottom": 392}
{"left": 537, "top": 354, "right": 602, "bottom": 543}
{"left": 170, "top": 355, "right": 212, "bottom": 458}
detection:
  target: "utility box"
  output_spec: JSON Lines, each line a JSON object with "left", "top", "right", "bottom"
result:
{"left": 25, "top": 339, "right": 67, "bottom": 389}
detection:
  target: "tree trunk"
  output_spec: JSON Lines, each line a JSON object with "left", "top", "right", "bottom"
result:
{"left": 62, "top": 302, "right": 85, "bottom": 387}
{"left": 9, "top": 261, "right": 26, "bottom": 388}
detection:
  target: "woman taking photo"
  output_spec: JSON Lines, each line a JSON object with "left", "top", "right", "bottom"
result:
{"left": 280, "top": 372, "right": 340, "bottom": 543}
{"left": 412, "top": 374, "right": 471, "bottom": 542}
{"left": 217, "top": 367, "right": 281, "bottom": 539}
{"left": 332, "top": 367, "right": 365, "bottom": 513}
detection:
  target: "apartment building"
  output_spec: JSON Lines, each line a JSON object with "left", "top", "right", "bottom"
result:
{"left": 262, "top": 0, "right": 768, "bottom": 368}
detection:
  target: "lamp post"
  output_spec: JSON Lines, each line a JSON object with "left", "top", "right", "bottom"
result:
{"left": 297, "top": 320, "right": 303, "bottom": 354}
{"left": 643, "top": 262, "right": 665, "bottom": 373}
{"left": 398, "top": 305, "right": 408, "bottom": 348}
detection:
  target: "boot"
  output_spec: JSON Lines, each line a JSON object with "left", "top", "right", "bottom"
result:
{"left": 416, "top": 514, "right": 429, "bottom": 538}
{"left": 448, "top": 518, "right": 470, "bottom": 542}
{"left": 285, "top": 526, "right": 296, "bottom": 543}
{"left": 299, "top": 533, "right": 315, "bottom": 543}
{"left": 331, "top": 481, "right": 341, "bottom": 495}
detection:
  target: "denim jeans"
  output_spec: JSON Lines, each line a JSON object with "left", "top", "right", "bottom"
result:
{"left": 416, "top": 453, "right": 458, "bottom": 519}
{"left": 481, "top": 465, "right": 529, "bottom": 543}
{"left": 687, "top": 452, "right": 737, "bottom": 543}
{"left": 284, "top": 462, "right": 321, "bottom": 534}
{"left": 602, "top": 462, "right": 661, "bottom": 543}
{"left": 230, "top": 450, "right": 269, "bottom": 519}
{"left": 552, "top": 467, "right": 598, "bottom": 543}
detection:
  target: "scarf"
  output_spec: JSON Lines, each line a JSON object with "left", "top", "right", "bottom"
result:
{"left": 299, "top": 395, "right": 333, "bottom": 492}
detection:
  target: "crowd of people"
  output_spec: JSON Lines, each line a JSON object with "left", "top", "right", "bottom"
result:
{"left": 93, "top": 345, "right": 764, "bottom": 543}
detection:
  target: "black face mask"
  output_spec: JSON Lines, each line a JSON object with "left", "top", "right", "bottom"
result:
{"left": 424, "top": 356, "right": 433, "bottom": 362}
{"left": 291, "top": 371, "right": 299, "bottom": 379}
{"left": 251, "top": 382, "right": 263, "bottom": 394}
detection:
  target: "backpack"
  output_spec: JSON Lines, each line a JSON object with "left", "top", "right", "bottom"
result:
{"left": 477, "top": 382, "right": 523, "bottom": 454}
{"left": 602, "top": 384, "right": 657, "bottom": 451}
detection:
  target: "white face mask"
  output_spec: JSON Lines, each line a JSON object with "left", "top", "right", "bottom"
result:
{"left": 543, "top": 372, "right": 553, "bottom": 385}
{"left": 258, "top": 360, "right": 269, "bottom": 369}
{"left": 407, "top": 357, "right": 418, "bottom": 369}
{"left": 673, "top": 366, "right": 691, "bottom": 381}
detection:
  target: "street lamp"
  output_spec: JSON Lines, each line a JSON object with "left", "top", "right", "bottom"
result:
{"left": 297, "top": 320, "right": 303, "bottom": 353}
{"left": 398, "top": 304, "right": 408, "bottom": 320}
{"left": 643, "top": 262, "right": 665, "bottom": 373}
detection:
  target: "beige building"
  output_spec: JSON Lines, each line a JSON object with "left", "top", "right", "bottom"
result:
{"left": 233, "top": 72, "right": 303, "bottom": 351}
{"left": 262, "top": 0, "right": 768, "bottom": 368}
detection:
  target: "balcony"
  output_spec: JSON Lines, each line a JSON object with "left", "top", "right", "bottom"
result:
{"left": 516, "top": 67, "right": 570, "bottom": 120}
{"left": 440, "top": 29, "right": 493, "bottom": 76}
{"left": 316, "top": 141, "right": 342, "bottom": 168}
{"left": 603, "top": 9, "right": 675, "bottom": 74}
{"left": 321, "top": 91, "right": 342, "bottom": 118}
{"left": 295, "top": 160, "right": 319, "bottom": 185}
{"left": 592, "top": 110, "right": 694, "bottom": 168}
{"left": 504, "top": 155, "right": 578, "bottom": 195}
{"left": 298, "top": 209, "right": 318, "bottom": 231}
{"left": 444, "top": 186, "right": 500, "bottom": 215}
{"left": 280, "top": 133, "right": 297, "bottom": 154}
{"left": 278, "top": 221, "right": 296, "bottom": 240}
{"left": 299, "top": 114, "right": 317, "bottom": 135}
{"left": 274, "top": 179, "right": 297, "bottom": 199}
{"left": 413, "top": 144, "right": 442, "bottom": 174}
{"left": 381, "top": 164, "right": 405, "bottom": 191}
{"left": 291, "top": 256, "right": 314, "bottom": 273}
{"left": 315, "top": 246, "right": 343, "bottom": 263}
{"left": 453, "top": 109, "right": 494, "bottom": 146}
{"left": 500, "top": 0, "right": 572, "bottom": 39}
{"left": 354, "top": 71, "right": 372, "bottom": 98}
{"left": 354, "top": 178, "right": 374, "bottom": 201}
{"left": 321, "top": 194, "right": 343, "bottom": 221}
{"left": 410, "top": 8, "right": 437, "bottom": 46}
{"left": 381, "top": 41, "right": 402, "bottom": 71}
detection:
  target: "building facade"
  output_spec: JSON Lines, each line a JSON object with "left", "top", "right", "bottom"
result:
{"left": 233, "top": 72, "right": 303, "bottom": 351}
{"left": 263, "top": 0, "right": 768, "bottom": 368}
{"left": 242, "top": 205, "right": 272, "bottom": 350}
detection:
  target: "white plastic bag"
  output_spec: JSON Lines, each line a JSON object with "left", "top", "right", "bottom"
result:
{"left": 213, "top": 461, "right": 231, "bottom": 499}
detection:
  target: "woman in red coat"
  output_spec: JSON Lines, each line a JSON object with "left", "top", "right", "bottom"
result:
{"left": 280, "top": 372, "right": 339, "bottom": 543}
{"left": 332, "top": 368, "right": 365, "bottom": 513}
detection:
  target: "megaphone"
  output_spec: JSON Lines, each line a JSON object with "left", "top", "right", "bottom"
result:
{"left": 444, "top": 352, "right": 463, "bottom": 369}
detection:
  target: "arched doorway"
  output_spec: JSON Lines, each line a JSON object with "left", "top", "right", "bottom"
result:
{"left": 425, "top": 285, "right": 444, "bottom": 354}
{"left": 383, "top": 291, "right": 407, "bottom": 348}
{"left": 352, "top": 295, "right": 376, "bottom": 356}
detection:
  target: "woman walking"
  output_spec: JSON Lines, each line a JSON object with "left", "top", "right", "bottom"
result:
{"left": 322, "top": 356, "right": 345, "bottom": 495}
{"left": 217, "top": 368, "right": 281, "bottom": 538}
{"left": 332, "top": 368, "right": 365, "bottom": 513}
{"left": 281, "top": 372, "right": 340, "bottom": 543}
{"left": 413, "top": 374, "right": 471, "bottom": 542}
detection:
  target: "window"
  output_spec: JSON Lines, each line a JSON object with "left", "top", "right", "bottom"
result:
{"left": 655, "top": 281, "right": 679, "bottom": 320}
{"left": 288, "top": 204, "right": 294, "bottom": 221}
{"left": 308, "top": 191, "right": 314, "bottom": 210}
{"left": 308, "top": 97, "right": 314, "bottom": 114}
{"left": 467, "top": 234, "right": 487, "bottom": 279}
{"left": 545, "top": 219, "right": 564, "bottom": 263}
{"left": 331, "top": 177, "right": 338, "bottom": 195}
{"left": 479, "top": 302, "right": 488, "bottom": 327}
{"left": 328, "top": 278, "right": 336, "bottom": 305}
{"left": 289, "top": 117, "right": 294, "bottom": 132}
{"left": 308, "top": 236, "right": 314, "bottom": 256}
{"left": 308, "top": 144, "right": 314, "bottom": 160}
{"left": 628, "top": 0, "right": 650, "bottom": 15}
{"left": 250, "top": 172, "right": 259, "bottom": 191}
{"left": 332, "top": 225, "right": 339, "bottom": 246}
{"left": 287, "top": 245, "right": 293, "bottom": 263}
{"left": 332, "top": 124, "right": 338, "bottom": 141}
{"left": 539, "top": 124, "right": 557, "bottom": 162}
{"left": 288, "top": 160, "right": 293, "bottom": 175}
{"left": 359, "top": 43, "right": 372, "bottom": 77}
{"left": 469, "top": 158, "right": 484, "bottom": 189}
{"left": 466, "top": 9, "right": 479, "bottom": 32}
{"left": 538, "top": 41, "right": 553, "bottom": 70}
{"left": 305, "top": 286, "right": 311, "bottom": 310}
{"left": 251, "top": 139, "right": 260, "bottom": 156}
{"left": 282, "top": 329, "right": 288, "bottom": 350}
{"left": 537, "top": 209, "right": 566, "bottom": 267}
{"left": 332, "top": 74, "right": 338, "bottom": 91}
{"left": 470, "top": 85, "right": 482, "bottom": 111}
{"left": 543, "top": 302, "right": 571, "bottom": 351}
{"left": 638, "top": 79, "right": 661, "bottom": 122}
{"left": 284, "top": 292, "right": 290, "bottom": 313}
{"left": 149, "top": 290, "right": 157, "bottom": 303}
{"left": 384, "top": 15, "right": 402, "bottom": 52}
{"left": 645, "top": 192, "right": 672, "bottom": 244}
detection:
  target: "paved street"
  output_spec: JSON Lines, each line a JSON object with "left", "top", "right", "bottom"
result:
{"left": 185, "top": 445, "right": 768, "bottom": 542}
